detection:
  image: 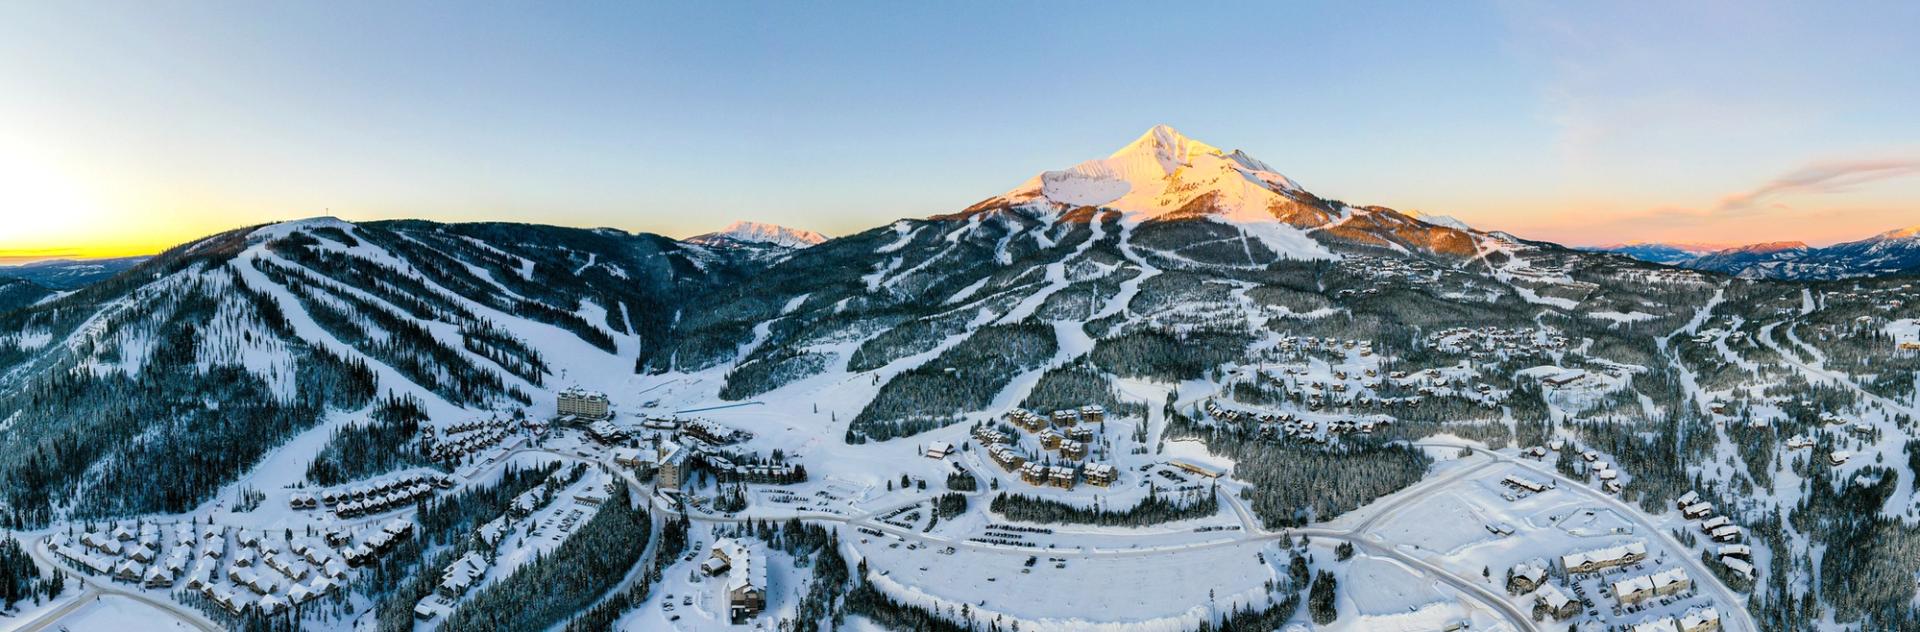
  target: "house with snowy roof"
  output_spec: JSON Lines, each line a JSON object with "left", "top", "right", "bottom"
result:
{"left": 706, "top": 538, "right": 767, "bottom": 623}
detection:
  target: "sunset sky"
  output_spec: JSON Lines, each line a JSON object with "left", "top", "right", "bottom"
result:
{"left": 2, "top": 1, "right": 1917, "bottom": 263}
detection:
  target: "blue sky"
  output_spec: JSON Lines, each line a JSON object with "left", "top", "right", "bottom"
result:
{"left": 1, "top": 1, "right": 1916, "bottom": 260}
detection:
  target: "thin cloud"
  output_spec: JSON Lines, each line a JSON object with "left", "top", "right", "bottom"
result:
{"left": 1715, "top": 159, "right": 1920, "bottom": 213}
{"left": 0, "top": 249, "right": 84, "bottom": 265}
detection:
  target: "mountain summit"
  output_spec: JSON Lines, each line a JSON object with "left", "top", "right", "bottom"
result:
{"left": 997, "top": 124, "right": 1306, "bottom": 223}
{"left": 962, "top": 125, "right": 1485, "bottom": 261}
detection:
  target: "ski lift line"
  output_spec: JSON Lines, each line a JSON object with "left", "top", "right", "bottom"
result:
{"left": 636, "top": 379, "right": 682, "bottom": 396}
{"left": 672, "top": 401, "right": 764, "bottom": 414}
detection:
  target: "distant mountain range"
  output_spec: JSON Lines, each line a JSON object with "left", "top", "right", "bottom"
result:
{"left": 1588, "top": 242, "right": 1731, "bottom": 266}
{"left": 688, "top": 220, "right": 827, "bottom": 250}
{"left": 0, "top": 255, "right": 149, "bottom": 290}
{"left": 1594, "top": 227, "right": 1920, "bottom": 279}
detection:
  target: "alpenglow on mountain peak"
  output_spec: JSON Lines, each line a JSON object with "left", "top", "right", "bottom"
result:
{"left": 998, "top": 124, "right": 1306, "bottom": 221}
{"left": 692, "top": 220, "right": 827, "bottom": 249}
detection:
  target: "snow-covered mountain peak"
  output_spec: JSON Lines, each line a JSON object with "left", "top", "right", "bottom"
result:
{"left": 999, "top": 125, "right": 1307, "bottom": 224}
{"left": 248, "top": 216, "right": 356, "bottom": 241}
{"left": 1405, "top": 210, "right": 1472, "bottom": 231}
{"left": 1871, "top": 225, "right": 1920, "bottom": 241}
{"left": 1107, "top": 124, "right": 1222, "bottom": 171}
{"left": 691, "top": 221, "right": 827, "bottom": 249}
{"left": 1729, "top": 241, "right": 1809, "bottom": 254}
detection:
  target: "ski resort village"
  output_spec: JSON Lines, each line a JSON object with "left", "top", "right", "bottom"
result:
{"left": 1, "top": 127, "right": 1918, "bottom": 632}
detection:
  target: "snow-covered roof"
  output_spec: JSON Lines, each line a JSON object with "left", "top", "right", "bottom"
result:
{"left": 1561, "top": 540, "right": 1646, "bottom": 569}
{"left": 710, "top": 538, "right": 766, "bottom": 593}
{"left": 1535, "top": 582, "right": 1573, "bottom": 609}
{"left": 1631, "top": 617, "right": 1676, "bottom": 632}
{"left": 1680, "top": 606, "right": 1720, "bottom": 628}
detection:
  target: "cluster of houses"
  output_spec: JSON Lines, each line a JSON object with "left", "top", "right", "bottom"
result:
{"left": 54, "top": 522, "right": 206, "bottom": 590}
{"left": 1556, "top": 444, "right": 1626, "bottom": 494}
{"left": 1426, "top": 326, "right": 1569, "bottom": 358}
{"left": 313, "top": 472, "right": 452, "bottom": 517}
{"left": 974, "top": 409, "right": 1119, "bottom": 490}
{"left": 1035, "top": 426, "right": 1093, "bottom": 459}
{"left": 1276, "top": 335, "right": 1375, "bottom": 358}
{"left": 1341, "top": 254, "right": 1447, "bottom": 286}
{"left": 704, "top": 538, "right": 768, "bottom": 623}
{"left": 411, "top": 551, "right": 495, "bottom": 620}
{"left": 695, "top": 448, "right": 806, "bottom": 485}
{"left": 422, "top": 418, "right": 514, "bottom": 463}
{"left": 624, "top": 438, "right": 806, "bottom": 491}
{"left": 343, "top": 519, "right": 416, "bottom": 567}
{"left": 1018, "top": 462, "right": 1081, "bottom": 489}
{"left": 1203, "top": 400, "right": 1389, "bottom": 443}
{"left": 1675, "top": 491, "right": 1745, "bottom": 547}
{"left": 1632, "top": 606, "right": 1722, "bottom": 632}
{"left": 1509, "top": 539, "right": 1672, "bottom": 622}
{"left": 1713, "top": 544, "right": 1753, "bottom": 581}
{"left": 51, "top": 520, "right": 356, "bottom": 618}
{"left": 1006, "top": 406, "right": 1104, "bottom": 432}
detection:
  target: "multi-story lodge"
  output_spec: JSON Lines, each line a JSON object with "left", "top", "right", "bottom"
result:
{"left": 657, "top": 445, "right": 689, "bottom": 490}
{"left": 1611, "top": 568, "right": 1690, "bottom": 606}
{"left": 1084, "top": 463, "right": 1117, "bottom": 487}
{"left": 1019, "top": 462, "right": 1049, "bottom": 486}
{"left": 1560, "top": 540, "right": 1647, "bottom": 574}
{"left": 1009, "top": 409, "right": 1048, "bottom": 433}
{"left": 1050, "top": 409, "right": 1080, "bottom": 427}
{"left": 973, "top": 426, "right": 1010, "bottom": 446}
{"left": 1047, "top": 466, "right": 1075, "bottom": 490}
{"left": 557, "top": 387, "right": 611, "bottom": 420}
{"left": 988, "top": 444, "right": 1025, "bottom": 471}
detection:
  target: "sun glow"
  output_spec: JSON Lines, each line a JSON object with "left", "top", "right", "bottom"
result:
{"left": 0, "top": 141, "right": 209, "bottom": 263}
{"left": 0, "top": 144, "right": 111, "bottom": 254}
